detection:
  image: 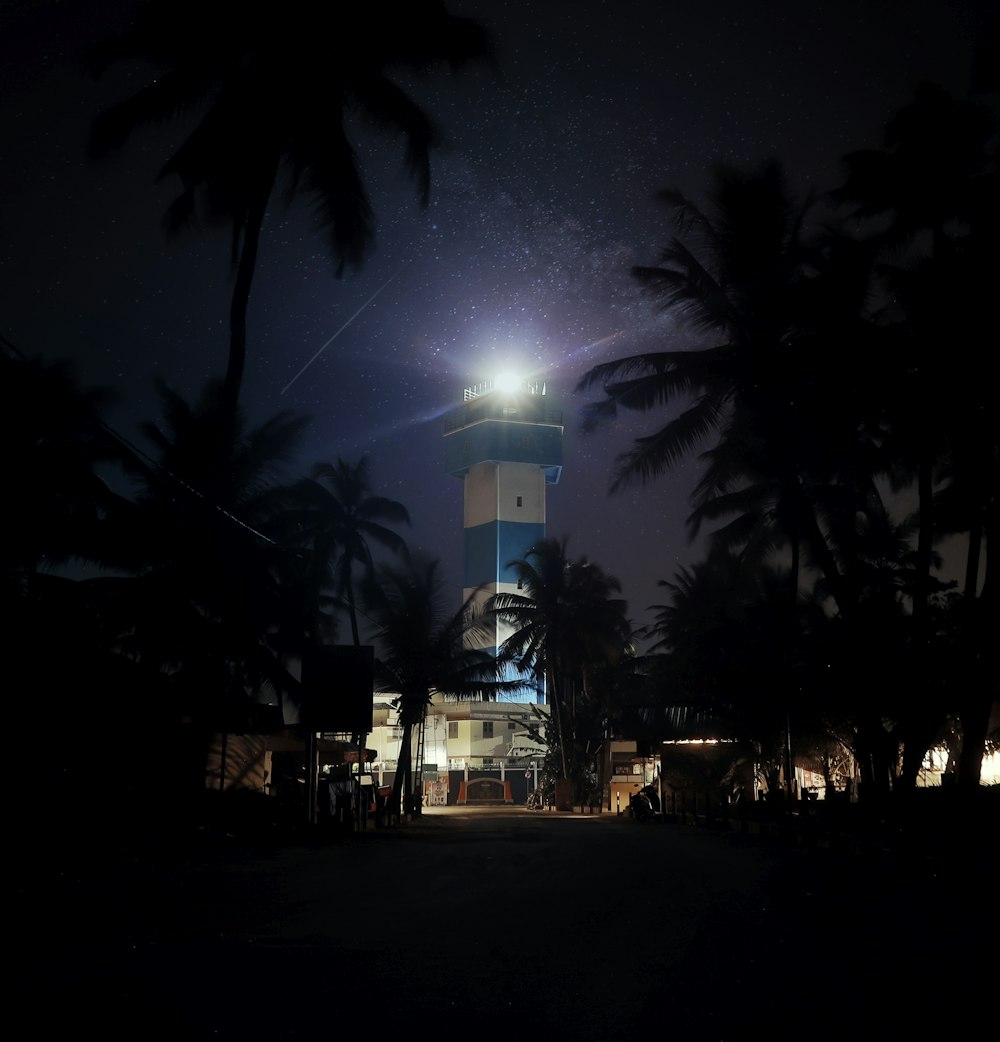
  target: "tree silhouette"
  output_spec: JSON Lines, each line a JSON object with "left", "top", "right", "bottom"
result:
{"left": 577, "top": 154, "right": 998, "bottom": 798}
{"left": 1, "top": 348, "right": 120, "bottom": 591}
{"left": 90, "top": 0, "right": 491, "bottom": 415}
{"left": 365, "top": 556, "right": 520, "bottom": 821}
{"left": 832, "top": 80, "right": 1000, "bottom": 788}
{"left": 489, "top": 537, "right": 631, "bottom": 787}
{"left": 1, "top": 347, "right": 145, "bottom": 833}
{"left": 576, "top": 162, "right": 870, "bottom": 618}
{"left": 101, "top": 380, "right": 310, "bottom": 795}
{"left": 290, "top": 456, "right": 410, "bottom": 647}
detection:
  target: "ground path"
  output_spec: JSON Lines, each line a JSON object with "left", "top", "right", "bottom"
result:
{"left": 17, "top": 805, "right": 990, "bottom": 1040}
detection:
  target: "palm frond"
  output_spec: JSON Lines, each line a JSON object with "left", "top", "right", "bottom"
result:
{"left": 609, "top": 391, "right": 729, "bottom": 491}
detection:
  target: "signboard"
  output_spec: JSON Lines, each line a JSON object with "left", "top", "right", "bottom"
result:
{"left": 611, "top": 758, "right": 641, "bottom": 777}
{"left": 425, "top": 779, "right": 448, "bottom": 806}
{"left": 300, "top": 645, "right": 374, "bottom": 733}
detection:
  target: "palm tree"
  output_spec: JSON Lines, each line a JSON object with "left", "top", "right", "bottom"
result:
{"left": 832, "top": 80, "right": 1000, "bottom": 788}
{"left": 576, "top": 164, "right": 935, "bottom": 798}
{"left": 290, "top": 456, "right": 410, "bottom": 646}
{"left": 832, "top": 81, "right": 996, "bottom": 259}
{"left": 89, "top": 0, "right": 491, "bottom": 416}
{"left": 576, "top": 162, "right": 871, "bottom": 619}
{"left": 365, "top": 556, "right": 522, "bottom": 821}
{"left": 934, "top": 432, "right": 999, "bottom": 787}
{"left": 0, "top": 346, "right": 151, "bottom": 831}
{"left": 642, "top": 548, "right": 779, "bottom": 791}
{"left": 102, "top": 380, "right": 311, "bottom": 796}
{"left": 1, "top": 346, "right": 121, "bottom": 593}
{"left": 834, "top": 83, "right": 995, "bottom": 622}
{"left": 489, "top": 537, "right": 632, "bottom": 788}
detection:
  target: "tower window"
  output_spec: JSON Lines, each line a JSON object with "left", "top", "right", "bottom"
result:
{"left": 482, "top": 721, "right": 494, "bottom": 738}
{"left": 448, "top": 722, "right": 458, "bottom": 739}
{"left": 516, "top": 495, "right": 523, "bottom": 507}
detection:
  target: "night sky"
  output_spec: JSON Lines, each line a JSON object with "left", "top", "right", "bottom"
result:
{"left": 2, "top": 0, "right": 994, "bottom": 635}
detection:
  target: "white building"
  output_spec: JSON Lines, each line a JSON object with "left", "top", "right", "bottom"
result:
{"left": 360, "top": 693, "right": 549, "bottom": 804}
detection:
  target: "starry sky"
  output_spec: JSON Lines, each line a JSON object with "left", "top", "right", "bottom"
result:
{"left": 1, "top": 0, "right": 994, "bottom": 636}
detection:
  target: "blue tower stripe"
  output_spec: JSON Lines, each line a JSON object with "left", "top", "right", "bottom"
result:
{"left": 445, "top": 420, "right": 562, "bottom": 479}
{"left": 464, "top": 520, "right": 546, "bottom": 587}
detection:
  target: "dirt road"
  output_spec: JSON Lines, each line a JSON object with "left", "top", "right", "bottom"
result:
{"left": 17, "top": 806, "right": 990, "bottom": 1040}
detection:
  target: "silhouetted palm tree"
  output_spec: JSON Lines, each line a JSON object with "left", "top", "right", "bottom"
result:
{"left": 290, "top": 456, "right": 410, "bottom": 646}
{"left": 577, "top": 162, "right": 869, "bottom": 618}
{"left": 365, "top": 556, "right": 521, "bottom": 820}
{"left": 580, "top": 154, "right": 953, "bottom": 798}
{"left": 1, "top": 347, "right": 145, "bottom": 829}
{"left": 832, "top": 80, "right": 1000, "bottom": 787}
{"left": 105, "top": 381, "right": 309, "bottom": 760}
{"left": 489, "top": 537, "right": 631, "bottom": 784}
{"left": 833, "top": 82, "right": 996, "bottom": 596}
{"left": 2, "top": 348, "right": 120, "bottom": 591}
{"left": 90, "top": 0, "right": 491, "bottom": 415}
{"left": 833, "top": 81, "right": 996, "bottom": 258}
{"left": 643, "top": 544, "right": 848, "bottom": 797}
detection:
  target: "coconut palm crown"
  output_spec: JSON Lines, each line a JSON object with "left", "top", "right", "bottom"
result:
{"left": 90, "top": 0, "right": 492, "bottom": 414}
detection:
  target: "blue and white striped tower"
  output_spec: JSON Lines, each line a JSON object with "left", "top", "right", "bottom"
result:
{"left": 444, "top": 376, "right": 563, "bottom": 703}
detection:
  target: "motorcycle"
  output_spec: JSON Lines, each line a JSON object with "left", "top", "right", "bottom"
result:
{"left": 626, "top": 785, "right": 660, "bottom": 821}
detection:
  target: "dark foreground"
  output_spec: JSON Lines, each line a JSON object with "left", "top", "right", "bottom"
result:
{"left": 16, "top": 805, "right": 993, "bottom": 1041}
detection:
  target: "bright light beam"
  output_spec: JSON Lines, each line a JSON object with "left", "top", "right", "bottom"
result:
{"left": 280, "top": 272, "right": 397, "bottom": 395}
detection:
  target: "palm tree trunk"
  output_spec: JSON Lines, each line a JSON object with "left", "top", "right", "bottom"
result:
{"left": 784, "top": 529, "right": 801, "bottom": 799}
{"left": 789, "top": 530, "right": 800, "bottom": 606}
{"left": 390, "top": 720, "right": 413, "bottom": 823}
{"left": 345, "top": 569, "right": 362, "bottom": 646}
{"left": 958, "top": 526, "right": 996, "bottom": 789}
{"left": 912, "top": 455, "right": 934, "bottom": 633}
{"left": 798, "top": 491, "right": 851, "bottom": 619}
{"left": 223, "top": 158, "right": 278, "bottom": 419}
{"left": 547, "top": 666, "right": 571, "bottom": 781}
{"left": 962, "top": 519, "right": 983, "bottom": 604}
{"left": 957, "top": 685, "right": 995, "bottom": 789}
{"left": 897, "top": 455, "right": 937, "bottom": 792}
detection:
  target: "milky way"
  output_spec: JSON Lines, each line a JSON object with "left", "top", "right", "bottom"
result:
{"left": 1, "top": 0, "right": 992, "bottom": 634}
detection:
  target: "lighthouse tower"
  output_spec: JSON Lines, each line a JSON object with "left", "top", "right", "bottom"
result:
{"left": 443, "top": 376, "right": 563, "bottom": 702}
